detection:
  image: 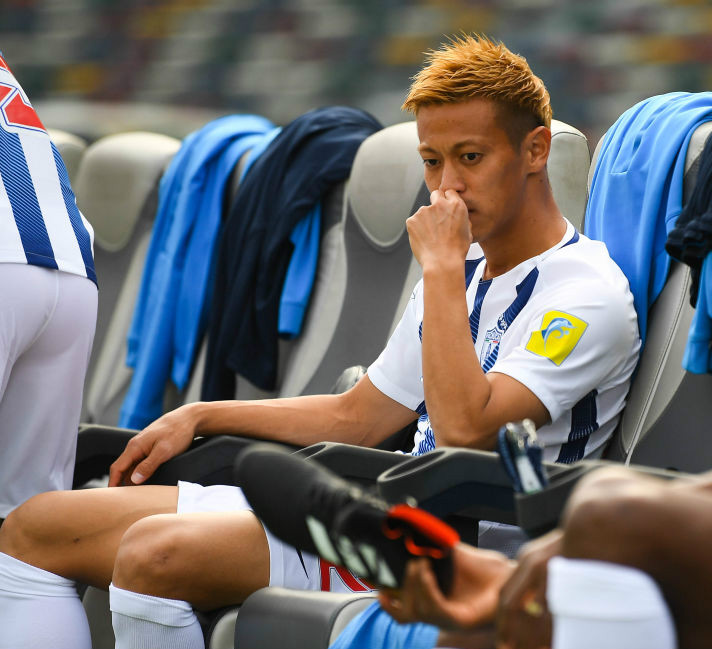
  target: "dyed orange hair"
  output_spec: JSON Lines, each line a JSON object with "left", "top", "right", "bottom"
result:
{"left": 403, "top": 35, "right": 552, "bottom": 143}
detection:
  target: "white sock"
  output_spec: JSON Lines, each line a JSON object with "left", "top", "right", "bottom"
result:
{"left": 0, "top": 550, "right": 91, "bottom": 649}
{"left": 547, "top": 557, "right": 677, "bottom": 649}
{"left": 110, "top": 582, "right": 205, "bottom": 649}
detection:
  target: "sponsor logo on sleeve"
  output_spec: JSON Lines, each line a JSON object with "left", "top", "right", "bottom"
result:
{"left": 524, "top": 310, "right": 587, "bottom": 366}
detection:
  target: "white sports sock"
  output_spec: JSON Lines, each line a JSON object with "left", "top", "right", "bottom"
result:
{"left": 547, "top": 557, "right": 677, "bottom": 649}
{"left": 0, "top": 551, "right": 91, "bottom": 649}
{"left": 110, "top": 583, "right": 205, "bottom": 649}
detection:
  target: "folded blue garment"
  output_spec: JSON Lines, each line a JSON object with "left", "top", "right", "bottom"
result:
{"left": 585, "top": 91, "right": 712, "bottom": 344}
{"left": 327, "top": 601, "right": 438, "bottom": 649}
{"left": 119, "top": 115, "right": 274, "bottom": 430}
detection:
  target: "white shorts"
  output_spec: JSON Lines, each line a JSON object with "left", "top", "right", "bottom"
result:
{"left": 177, "top": 480, "right": 375, "bottom": 594}
{"left": 547, "top": 557, "right": 677, "bottom": 649}
{"left": 0, "top": 264, "right": 97, "bottom": 517}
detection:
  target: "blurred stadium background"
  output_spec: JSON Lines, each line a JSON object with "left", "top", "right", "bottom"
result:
{"left": 2, "top": 0, "right": 711, "bottom": 145}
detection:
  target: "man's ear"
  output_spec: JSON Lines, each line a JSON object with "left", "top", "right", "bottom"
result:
{"left": 524, "top": 126, "right": 551, "bottom": 173}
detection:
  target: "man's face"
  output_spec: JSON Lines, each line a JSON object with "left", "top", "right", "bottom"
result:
{"left": 416, "top": 98, "right": 530, "bottom": 246}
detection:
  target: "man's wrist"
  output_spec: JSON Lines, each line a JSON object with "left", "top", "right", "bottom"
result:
{"left": 181, "top": 400, "right": 212, "bottom": 435}
{"left": 421, "top": 257, "right": 466, "bottom": 279}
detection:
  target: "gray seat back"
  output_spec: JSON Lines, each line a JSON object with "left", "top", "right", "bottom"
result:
{"left": 47, "top": 127, "right": 87, "bottom": 181}
{"left": 232, "top": 588, "right": 376, "bottom": 649}
{"left": 602, "top": 122, "right": 712, "bottom": 471}
{"left": 549, "top": 119, "right": 590, "bottom": 230}
{"left": 75, "top": 131, "right": 181, "bottom": 424}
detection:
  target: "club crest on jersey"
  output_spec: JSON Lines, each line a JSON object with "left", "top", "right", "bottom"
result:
{"left": 525, "top": 310, "right": 587, "bottom": 366}
{"left": 482, "top": 314, "right": 507, "bottom": 362}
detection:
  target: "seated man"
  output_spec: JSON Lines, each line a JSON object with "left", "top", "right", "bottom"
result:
{"left": 0, "top": 35, "right": 639, "bottom": 649}
{"left": 375, "top": 464, "right": 695, "bottom": 649}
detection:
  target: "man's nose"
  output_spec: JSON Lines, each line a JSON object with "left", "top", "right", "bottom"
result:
{"left": 438, "top": 162, "right": 466, "bottom": 193}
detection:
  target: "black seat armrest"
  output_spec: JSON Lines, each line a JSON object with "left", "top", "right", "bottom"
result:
{"left": 74, "top": 424, "right": 297, "bottom": 488}
{"left": 513, "top": 459, "right": 681, "bottom": 537}
{"left": 296, "top": 441, "right": 409, "bottom": 488}
{"left": 74, "top": 424, "right": 138, "bottom": 487}
{"left": 375, "top": 447, "right": 527, "bottom": 525}
{"left": 146, "top": 436, "right": 299, "bottom": 486}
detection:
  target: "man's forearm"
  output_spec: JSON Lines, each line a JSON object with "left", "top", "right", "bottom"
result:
{"left": 420, "top": 263, "right": 496, "bottom": 449}
{"left": 185, "top": 394, "right": 366, "bottom": 447}
{"left": 185, "top": 375, "right": 415, "bottom": 450}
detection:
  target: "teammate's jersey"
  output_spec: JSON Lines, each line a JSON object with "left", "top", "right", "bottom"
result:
{"left": 0, "top": 53, "right": 95, "bottom": 284}
{"left": 368, "top": 219, "right": 640, "bottom": 463}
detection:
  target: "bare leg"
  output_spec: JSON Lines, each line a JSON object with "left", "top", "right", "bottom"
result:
{"left": 112, "top": 510, "right": 270, "bottom": 610}
{"left": 0, "top": 485, "right": 178, "bottom": 588}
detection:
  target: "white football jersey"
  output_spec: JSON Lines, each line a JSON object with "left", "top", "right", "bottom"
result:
{"left": 369, "top": 219, "right": 640, "bottom": 463}
{"left": 0, "top": 53, "right": 95, "bottom": 283}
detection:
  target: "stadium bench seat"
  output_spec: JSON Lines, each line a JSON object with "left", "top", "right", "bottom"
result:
{"left": 77, "top": 117, "right": 590, "bottom": 649}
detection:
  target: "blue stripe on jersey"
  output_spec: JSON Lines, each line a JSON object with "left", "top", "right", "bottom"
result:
{"left": 563, "top": 230, "right": 580, "bottom": 247}
{"left": 465, "top": 256, "right": 483, "bottom": 287}
{"left": 469, "top": 277, "right": 492, "bottom": 345}
{"left": 414, "top": 401, "right": 432, "bottom": 455}
{"left": 556, "top": 389, "right": 599, "bottom": 464}
{"left": 481, "top": 267, "right": 539, "bottom": 372}
{"left": 51, "top": 143, "right": 96, "bottom": 284}
{"left": 0, "top": 127, "right": 57, "bottom": 269}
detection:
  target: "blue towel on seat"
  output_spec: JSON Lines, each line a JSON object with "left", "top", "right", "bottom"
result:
{"left": 119, "top": 114, "right": 273, "bottom": 430}
{"left": 585, "top": 91, "right": 712, "bottom": 344}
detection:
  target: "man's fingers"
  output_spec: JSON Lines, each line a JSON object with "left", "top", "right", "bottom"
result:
{"left": 108, "top": 440, "right": 146, "bottom": 487}
{"left": 128, "top": 440, "right": 175, "bottom": 484}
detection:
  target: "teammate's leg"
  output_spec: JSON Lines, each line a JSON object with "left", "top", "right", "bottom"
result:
{"left": 108, "top": 482, "right": 371, "bottom": 649}
{"left": 112, "top": 510, "right": 269, "bottom": 609}
{"left": 110, "top": 509, "right": 270, "bottom": 649}
{"left": 0, "top": 485, "right": 178, "bottom": 649}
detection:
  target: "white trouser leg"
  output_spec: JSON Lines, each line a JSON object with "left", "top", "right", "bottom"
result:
{"left": 0, "top": 551, "right": 91, "bottom": 649}
{"left": 110, "top": 583, "right": 205, "bottom": 649}
{"left": 0, "top": 265, "right": 97, "bottom": 517}
{"left": 547, "top": 557, "right": 677, "bottom": 649}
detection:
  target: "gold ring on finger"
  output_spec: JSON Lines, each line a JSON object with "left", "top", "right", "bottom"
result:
{"left": 523, "top": 600, "right": 544, "bottom": 617}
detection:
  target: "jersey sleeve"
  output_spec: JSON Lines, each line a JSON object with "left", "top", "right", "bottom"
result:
{"left": 490, "top": 278, "right": 640, "bottom": 423}
{"left": 367, "top": 281, "right": 424, "bottom": 411}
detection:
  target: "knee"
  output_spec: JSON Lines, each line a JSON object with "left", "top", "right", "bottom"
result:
{"left": 0, "top": 491, "right": 64, "bottom": 560}
{"left": 561, "top": 467, "right": 662, "bottom": 562}
{"left": 113, "top": 515, "right": 190, "bottom": 596}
